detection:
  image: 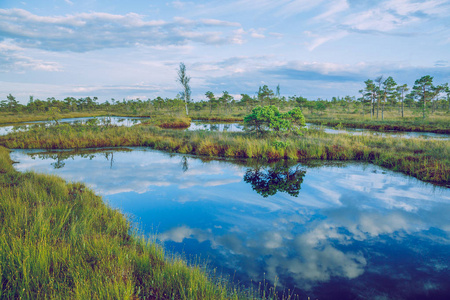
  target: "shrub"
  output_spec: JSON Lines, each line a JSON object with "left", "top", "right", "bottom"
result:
{"left": 243, "top": 105, "right": 306, "bottom": 135}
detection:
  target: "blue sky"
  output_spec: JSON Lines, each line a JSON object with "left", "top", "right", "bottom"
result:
{"left": 0, "top": 0, "right": 449, "bottom": 103}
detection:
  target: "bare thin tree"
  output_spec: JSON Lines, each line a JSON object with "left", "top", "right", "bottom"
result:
{"left": 177, "top": 62, "right": 191, "bottom": 116}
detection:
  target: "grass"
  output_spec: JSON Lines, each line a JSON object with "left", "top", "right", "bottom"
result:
{"left": 189, "top": 113, "right": 244, "bottom": 122}
{"left": 140, "top": 115, "right": 192, "bottom": 129}
{"left": 307, "top": 117, "right": 450, "bottom": 133}
{"left": 0, "top": 111, "right": 114, "bottom": 125}
{"left": 1, "top": 123, "right": 448, "bottom": 185}
{"left": 304, "top": 109, "right": 450, "bottom": 133}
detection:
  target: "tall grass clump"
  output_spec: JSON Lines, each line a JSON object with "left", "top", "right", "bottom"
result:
{"left": 141, "top": 115, "right": 192, "bottom": 129}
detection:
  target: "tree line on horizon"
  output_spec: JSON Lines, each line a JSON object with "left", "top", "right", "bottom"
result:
{"left": 1, "top": 75, "right": 449, "bottom": 119}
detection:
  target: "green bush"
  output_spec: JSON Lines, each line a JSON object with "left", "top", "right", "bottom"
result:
{"left": 243, "top": 106, "right": 306, "bottom": 135}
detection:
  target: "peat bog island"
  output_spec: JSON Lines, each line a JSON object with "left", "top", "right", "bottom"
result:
{"left": 1, "top": 1, "right": 449, "bottom": 299}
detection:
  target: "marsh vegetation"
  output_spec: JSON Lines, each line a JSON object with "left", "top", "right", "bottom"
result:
{"left": 1, "top": 117, "right": 448, "bottom": 185}
{"left": 1, "top": 78, "right": 449, "bottom": 299}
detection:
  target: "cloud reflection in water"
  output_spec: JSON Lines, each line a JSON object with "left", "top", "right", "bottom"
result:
{"left": 10, "top": 148, "right": 450, "bottom": 299}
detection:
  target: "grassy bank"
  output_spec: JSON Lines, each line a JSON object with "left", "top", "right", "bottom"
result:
{"left": 1, "top": 123, "right": 448, "bottom": 185}
{"left": 140, "top": 115, "right": 191, "bottom": 129}
{"left": 0, "top": 111, "right": 117, "bottom": 125}
{"left": 189, "top": 113, "right": 244, "bottom": 122}
{"left": 305, "top": 111, "right": 450, "bottom": 134}
{"left": 0, "top": 146, "right": 243, "bottom": 299}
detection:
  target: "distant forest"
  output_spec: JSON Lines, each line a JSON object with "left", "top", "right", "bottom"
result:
{"left": 2, "top": 75, "right": 449, "bottom": 119}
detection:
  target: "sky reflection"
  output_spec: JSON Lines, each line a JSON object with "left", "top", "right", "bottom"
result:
{"left": 11, "top": 148, "right": 450, "bottom": 299}
{"left": 187, "top": 121, "right": 244, "bottom": 132}
{"left": 0, "top": 116, "right": 145, "bottom": 136}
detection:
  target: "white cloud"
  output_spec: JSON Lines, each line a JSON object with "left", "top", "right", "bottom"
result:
{"left": 384, "top": 0, "right": 450, "bottom": 16}
{"left": 269, "top": 32, "right": 284, "bottom": 38}
{"left": 286, "top": 60, "right": 357, "bottom": 75}
{"left": 276, "top": 0, "right": 325, "bottom": 17}
{"left": 304, "top": 0, "right": 450, "bottom": 50}
{"left": 171, "top": 1, "right": 188, "bottom": 9}
{"left": 195, "top": 0, "right": 324, "bottom": 20}
{"left": 305, "top": 31, "right": 349, "bottom": 51}
{"left": 314, "top": 0, "right": 349, "bottom": 20}
{"left": 230, "top": 28, "right": 246, "bottom": 44}
{"left": 249, "top": 28, "right": 266, "bottom": 39}
{"left": 0, "top": 40, "right": 61, "bottom": 72}
{"left": 0, "top": 9, "right": 246, "bottom": 52}
{"left": 343, "top": 8, "right": 416, "bottom": 32}
{"left": 200, "top": 19, "right": 241, "bottom": 27}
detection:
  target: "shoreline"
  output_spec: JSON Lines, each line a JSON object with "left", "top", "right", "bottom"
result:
{"left": 1, "top": 123, "right": 448, "bottom": 185}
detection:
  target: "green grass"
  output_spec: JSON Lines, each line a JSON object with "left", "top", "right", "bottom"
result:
{"left": 140, "top": 115, "right": 192, "bottom": 129}
{"left": 304, "top": 109, "right": 450, "bottom": 133}
{"left": 0, "top": 111, "right": 115, "bottom": 125}
{"left": 1, "top": 123, "right": 448, "bottom": 185}
{"left": 190, "top": 114, "right": 244, "bottom": 122}
{"left": 307, "top": 118, "right": 450, "bottom": 133}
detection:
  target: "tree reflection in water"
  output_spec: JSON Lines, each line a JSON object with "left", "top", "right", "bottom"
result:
{"left": 243, "top": 162, "right": 306, "bottom": 197}
{"left": 27, "top": 148, "right": 131, "bottom": 169}
{"left": 181, "top": 156, "right": 189, "bottom": 172}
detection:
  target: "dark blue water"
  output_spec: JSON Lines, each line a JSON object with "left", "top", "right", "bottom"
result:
{"left": 11, "top": 148, "right": 450, "bottom": 299}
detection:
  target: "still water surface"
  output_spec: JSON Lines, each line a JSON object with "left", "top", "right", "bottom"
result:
{"left": 0, "top": 116, "right": 146, "bottom": 136}
{"left": 11, "top": 148, "right": 450, "bottom": 299}
{"left": 188, "top": 121, "right": 244, "bottom": 132}
{"left": 187, "top": 121, "right": 450, "bottom": 140}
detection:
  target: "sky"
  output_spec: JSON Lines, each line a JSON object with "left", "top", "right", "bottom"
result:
{"left": 0, "top": 0, "right": 449, "bottom": 103}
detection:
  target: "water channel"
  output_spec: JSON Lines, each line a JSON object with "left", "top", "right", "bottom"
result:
{"left": 186, "top": 121, "right": 450, "bottom": 140}
{"left": 0, "top": 116, "right": 145, "bottom": 136}
{"left": 10, "top": 147, "right": 450, "bottom": 299}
